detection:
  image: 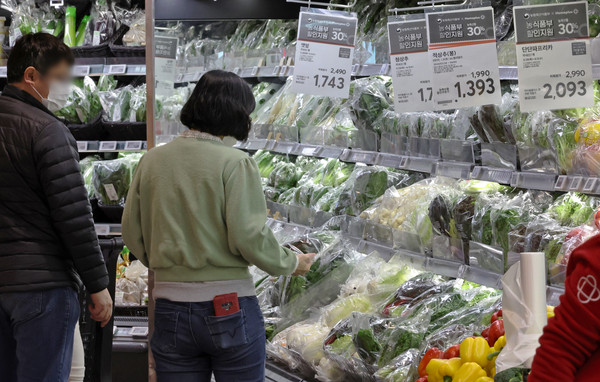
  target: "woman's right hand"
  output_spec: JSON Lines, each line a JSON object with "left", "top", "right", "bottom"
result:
{"left": 293, "top": 253, "right": 317, "bottom": 276}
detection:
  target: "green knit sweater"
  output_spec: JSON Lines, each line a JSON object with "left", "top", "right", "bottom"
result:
{"left": 122, "top": 133, "right": 298, "bottom": 282}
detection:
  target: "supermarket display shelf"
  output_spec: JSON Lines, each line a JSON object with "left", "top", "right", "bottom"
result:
{"left": 78, "top": 140, "right": 147, "bottom": 153}
{"left": 0, "top": 57, "right": 146, "bottom": 79}
{"left": 95, "top": 223, "right": 122, "bottom": 237}
{"left": 238, "top": 139, "right": 600, "bottom": 195}
{"left": 266, "top": 360, "right": 312, "bottom": 382}
{"left": 266, "top": 215, "right": 565, "bottom": 306}
{"left": 175, "top": 64, "right": 391, "bottom": 83}
{"left": 173, "top": 64, "right": 600, "bottom": 81}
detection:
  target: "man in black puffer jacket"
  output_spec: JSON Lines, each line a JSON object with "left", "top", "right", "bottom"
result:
{"left": 0, "top": 33, "right": 113, "bottom": 381}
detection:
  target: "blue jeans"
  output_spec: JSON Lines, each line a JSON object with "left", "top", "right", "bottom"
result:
{"left": 152, "top": 296, "right": 266, "bottom": 382}
{"left": 0, "top": 287, "right": 80, "bottom": 382}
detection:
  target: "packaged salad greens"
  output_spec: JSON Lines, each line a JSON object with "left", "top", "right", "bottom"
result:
{"left": 99, "top": 84, "right": 147, "bottom": 122}
{"left": 55, "top": 76, "right": 117, "bottom": 124}
{"left": 92, "top": 153, "right": 142, "bottom": 206}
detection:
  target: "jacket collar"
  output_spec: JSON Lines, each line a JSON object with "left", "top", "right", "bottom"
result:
{"left": 2, "top": 84, "right": 60, "bottom": 121}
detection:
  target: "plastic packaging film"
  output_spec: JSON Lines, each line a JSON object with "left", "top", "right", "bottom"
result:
{"left": 520, "top": 252, "right": 548, "bottom": 338}
{"left": 496, "top": 252, "right": 547, "bottom": 372}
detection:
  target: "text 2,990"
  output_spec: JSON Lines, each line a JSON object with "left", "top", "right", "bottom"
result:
{"left": 543, "top": 81, "right": 586, "bottom": 99}
{"left": 313, "top": 75, "right": 345, "bottom": 89}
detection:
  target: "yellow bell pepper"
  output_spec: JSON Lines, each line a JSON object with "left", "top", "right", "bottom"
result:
{"left": 547, "top": 305, "right": 555, "bottom": 319}
{"left": 460, "top": 337, "right": 491, "bottom": 368}
{"left": 475, "top": 378, "right": 494, "bottom": 382}
{"left": 494, "top": 336, "right": 506, "bottom": 351}
{"left": 453, "top": 362, "right": 487, "bottom": 382}
{"left": 486, "top": 362, "right": 496, "bottom": 377}
{"left": 426, "top": 357, "right": 463, "bottom": 382}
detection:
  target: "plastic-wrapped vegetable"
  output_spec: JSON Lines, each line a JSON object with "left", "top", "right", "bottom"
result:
{"left": 86, "top": 0, "right": 116, "bottom": 46}
{"left": 350, "top": 76, "right": 393, "bottom": 131}
{"left": 360, "top": 177, "right": 459, "bottom": 249}
{"left": 92, "top": 153, "right": 142, "bottom": 206}
{"left": 548, "top": 192, "right": 600, "bottom": 227}
{"left": 122, "top": 10, "right": 146, "bottom": 47}
{"left": 374, "top": 349, "right": 420, "bottom": 382}
{"left": 130, "top": 84, "right": 147, "bottom": 122}
{"left": 571, "top": 116, "right": 600, "bottom": 176}
{"left": 99, "top": 85, "right": 147, "bottom": 122}
{"left": 251, "top": 82, "right": 283, "bottom": 119}
{"left": 80, "top": 156, "right": 101, "bottom": 198}
{"left": 268, "top": 162, "right": 304, "bottom": 190}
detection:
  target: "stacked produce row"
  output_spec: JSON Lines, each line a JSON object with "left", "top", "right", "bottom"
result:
{"left": 55, "top": 75, "right": 146, "bottom": 124}
{"left": 2, "top": 0, "right": 145, "bottom": 53}
{"left": 244, "top": 77, "right": 600, "bottom": 177}
{"left": 253, "top": 218, "right": 550, "bottom": 382}
{"left": 253, "top": 147, "right": 600, "bottom": 286}
{"left": 166, "top": 0, "right": 576, "bottom": 70}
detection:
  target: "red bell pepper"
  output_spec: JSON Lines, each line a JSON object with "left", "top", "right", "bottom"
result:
{"left": 418, "top": 347, "right": 444, "bottom": 377}
{"left": 443, "top": 344, "right": 460, "bottom": 359}
{"left": 481, "top": 327, "right": 490, "bottom": 339}
{"left": 488, "top": 319, "right": 505, "bottom": 347}
{"left": 491, "top": 309, "right": 503, "bottom": 323}
{"left": 416, "top": 377, "right": 428, "bottom": 382}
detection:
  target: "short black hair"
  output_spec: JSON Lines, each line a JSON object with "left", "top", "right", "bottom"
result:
{"left": 7, "top": 33, "right": 74, "bottom": 83}
{"left": 180, "top": 70, "right": 256, "bottom": 141}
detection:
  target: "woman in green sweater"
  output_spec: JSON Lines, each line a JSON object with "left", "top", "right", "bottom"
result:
{"left": 122, "top": 70, "right": 315, "bottom": 382}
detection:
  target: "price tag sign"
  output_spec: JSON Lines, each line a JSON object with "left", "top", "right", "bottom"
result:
{"left": 388, "top": 18, "right": 433, "bottom": 112}
{"left": 514, "top": 2, "right": 593, "bottom": 112}
{"left": 426, "top": 7, "right": 501, "bottom": 109}
{"left": 379, "top": 64, "right": 390, "bottom": 76}
{"left": 95, "top": 224, "right": 111, "bottom": 236}
{"left": 108, "top": 64, "right": 127, "bottom": 75}
{"left": 73, "top": 65, "right": 90, "bottom": 76}
{"left": 291, "top": 8, "right": 358, "bottom": 97}
{"left": 76, "top": 141, "right": 88, "bottom": 152}
{"left": 125, "top": 141, "right": 144, "bottom": 150}
{"left": 0, "top": 67, "right": 7, "bottom": 77}
{"left": 99, "top": 141, "right": 117, "bottom": 151}
{"left": 301, "top": 146, "right": 317, "bottom": 156}
{"left": 155, "top": 36, "right": 178, "bottom": 87}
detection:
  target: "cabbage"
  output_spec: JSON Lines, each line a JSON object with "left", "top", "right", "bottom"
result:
{"left": 285, "top": 323, "right": 329, "bottom": 364}
{"left": 323, "top": 294, "right": 372, "bottom": 328}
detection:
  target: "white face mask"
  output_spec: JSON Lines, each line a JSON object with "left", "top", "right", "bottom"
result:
{"left": 30, "top": 81, "right": 71, "bottom": 112}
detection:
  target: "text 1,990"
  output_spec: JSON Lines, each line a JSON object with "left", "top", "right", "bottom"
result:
{"left": 543, "top": 81, "right": 586, "bottom": 99}
{"left": 313, "top": 75, "right": 345, "bottom": 89}
{"left": 454, "top": 78, "right": 495, "bottom": 98}
{"left": 471, "top": 70, "right": 491, "bottom": 78}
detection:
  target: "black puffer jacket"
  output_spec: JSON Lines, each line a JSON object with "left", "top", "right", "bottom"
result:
{"left": 0, "top": 85, "right": 109, "bottom": 293}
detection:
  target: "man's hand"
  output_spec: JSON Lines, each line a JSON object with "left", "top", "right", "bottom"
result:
{"left": 89, "top": 289, "right": 113, "bottom": 327}
{"left": 293, "top": 253, "right": 317, "bottom": 276}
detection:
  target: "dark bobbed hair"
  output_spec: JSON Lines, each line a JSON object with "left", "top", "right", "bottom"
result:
{"left": 180, "top": 70, "right": 256, "bottom": 141}
{"left": 7, "top": 33, "right": 75, "bottom": 83}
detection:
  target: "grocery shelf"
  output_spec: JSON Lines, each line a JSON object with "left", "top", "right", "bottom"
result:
{"left": 173, "top": 64, "right": 600, "bottom": 82}
{"left": 175, "top": 64, "right": 392, "bottom": 82}
{"left": 94, "top": 223, "right": 122, "bottom": 237}
{"left": 265, "top": 215, "right": 565, "bottom": 306}
{"left": 0, "top": 57, "right": 146, "bottom": 79}
{"left": 239, "top": 139, "right": 600, "bottom": 196}
{"left": 265, "top": 361, "right": 311, "bottom": 382}
{"left": 78, "top": 141, "right": 147, "bottom": 153}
